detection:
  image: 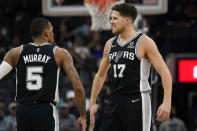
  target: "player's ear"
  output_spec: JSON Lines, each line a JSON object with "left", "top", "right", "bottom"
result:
{"left": 126, "top": 17, "right": 132, "bottom": 24}
{"left": 43, "top": 28, "right": 49, "bottom": 37}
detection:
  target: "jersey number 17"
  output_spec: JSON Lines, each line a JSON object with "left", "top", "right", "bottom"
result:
{"left": 113, "top": 64, "right": 125, "bottom": 78}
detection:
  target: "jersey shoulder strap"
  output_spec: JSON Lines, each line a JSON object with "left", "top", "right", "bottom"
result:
{"left": 132, "top": 33, "right": 144, "bottom": 43}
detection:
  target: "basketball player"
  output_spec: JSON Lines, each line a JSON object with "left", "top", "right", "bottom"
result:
{"left": 90, "top": 3, "right": 172, "bottom": 131}
{"left": 0, "top": 18, "right": 86, "bottom": 131}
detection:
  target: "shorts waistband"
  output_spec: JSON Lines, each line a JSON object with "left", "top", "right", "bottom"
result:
{"left": 111, "top": 92, "right": 141, "bottom": 97}
{"left": 18, "top": 101, "right": 56, "bottom": 105}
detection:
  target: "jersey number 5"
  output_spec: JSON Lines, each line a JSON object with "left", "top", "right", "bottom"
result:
{"left": 26, "top": 66, "right": 43, "bottom": 90}
{"left": 113, "top": 64, "right": 125, "bottom": 78}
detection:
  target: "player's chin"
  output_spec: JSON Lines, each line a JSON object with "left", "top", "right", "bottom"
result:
{"left": 112, "top": 28, "right": 116, "bottom": 33}
{"left": 112, "top": 29, "right": 119, "bottom": 35}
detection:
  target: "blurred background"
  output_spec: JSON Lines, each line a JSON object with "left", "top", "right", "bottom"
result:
{"left": 0, "top": 0, "right": 197, "bottom": 131}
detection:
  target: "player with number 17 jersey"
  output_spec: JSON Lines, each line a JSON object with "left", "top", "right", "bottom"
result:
{"left": 15, "top": 43, "right": 59, "bottom": 104}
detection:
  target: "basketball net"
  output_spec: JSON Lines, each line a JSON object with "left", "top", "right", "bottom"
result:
{"left": 84, "top": 0, "right": 119, "bottom": 31}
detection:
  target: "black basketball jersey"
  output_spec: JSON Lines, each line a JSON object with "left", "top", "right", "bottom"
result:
{"left": 108, "top": 33, "right": 151, "bottom": 95}
{"left": 15, "top": 43, "right": 59, "bottom": 104}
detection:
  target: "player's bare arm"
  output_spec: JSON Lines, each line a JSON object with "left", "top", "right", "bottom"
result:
{"left": 3, "top": 47, "right": 20, "bottom": 67}
{"left": 55, "top": 47, "right": 86, "bottom": 116}
{"left": 55, "top": 47, "right": 86, "bottom": 131}
{"left": 139, "top": 35, "right": 172, "bottom": 122}
{"left": 90, "top": 38, "right": 111, "bottom": 103}
{"left": 0, "top": 47, "right": 20, "bottom": 80}
{"left": 90, "top": 38, "right": 111, "bottom": 127}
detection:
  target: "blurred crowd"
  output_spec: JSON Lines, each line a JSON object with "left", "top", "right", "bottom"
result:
{"left": 0, "top": 0, "right": 197, "bottom": 131}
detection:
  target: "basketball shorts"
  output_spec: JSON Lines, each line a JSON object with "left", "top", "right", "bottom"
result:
{"left": 99, "top": 92, "right": 151, "bottom": 131}
{"left": 16, "top": 103, "right": 59, "bottom": 131}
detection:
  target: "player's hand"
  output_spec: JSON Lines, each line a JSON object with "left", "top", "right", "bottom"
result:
{"left": 156, "top": 102, "right": 171, "bottom": 121}
{"left": 77, "top": 115, "right": 87, "bottom": 131}
{"left": 90, "top": 102, "right": 98, "bottom": 128}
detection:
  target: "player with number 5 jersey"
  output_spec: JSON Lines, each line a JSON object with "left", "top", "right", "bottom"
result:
{"left": 0, "top": 18, "right": 87, "bottom": 131}
{"left": 16, "top": 43, "right": 59, "bottom": 103}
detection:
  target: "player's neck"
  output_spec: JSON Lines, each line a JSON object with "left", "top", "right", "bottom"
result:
{"left": 119, "top": 26, "right": 137, "bottom": 42}
{"left": 34, "top": 37, "right": 48, "bottom": 46}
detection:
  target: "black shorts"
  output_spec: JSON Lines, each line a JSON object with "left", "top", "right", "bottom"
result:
{"left": 16, "top": 103, "right": 59, "bottom": 131}
{"left": 99, "top": 92, "right": 151, "bottom": 131}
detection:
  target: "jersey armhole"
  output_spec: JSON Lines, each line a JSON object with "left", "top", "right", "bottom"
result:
{"left": 135, "top": 34, "right": 144, "bottom": 61}
{"left": 53, "top": 46, "right": 58, "bottom": 54}
{"left": 20, "top": 45, "right": 23, "bottom": 54}
{"left": 15, "top": 45, "right": 23, "bottom": 67}
{"left": 53, "top": 46, "right": 61, "bottom": 68}
{"left": 107, "top": 37, "right": 116, "bottom": 56}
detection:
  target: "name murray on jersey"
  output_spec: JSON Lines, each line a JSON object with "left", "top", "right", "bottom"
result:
{"left": 109, "top": 51, "right": 135, "bottom": 61}
{"left": 23, "top": 54, "right": 51, "bottom": 64}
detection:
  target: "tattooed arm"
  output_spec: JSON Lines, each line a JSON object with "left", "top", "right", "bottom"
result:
{"left": 55, "top": 47, "right": 86, "bottom": 131}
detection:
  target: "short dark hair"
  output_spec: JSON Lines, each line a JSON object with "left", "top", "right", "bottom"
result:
{"left": 30, "top": 18, "right": 50, "bottom": 37}
{"left": 112, "top": 3, "right": 137, "bottom": 22}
